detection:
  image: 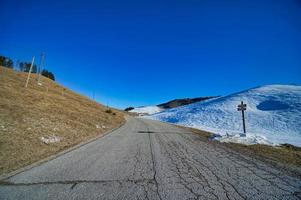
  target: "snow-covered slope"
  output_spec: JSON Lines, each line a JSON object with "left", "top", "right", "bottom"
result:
{"left": 130, "top": 106, "right": 163, "bottom": 115}
{"left": 148, "top": 85, "right": 301, "bottom": 146}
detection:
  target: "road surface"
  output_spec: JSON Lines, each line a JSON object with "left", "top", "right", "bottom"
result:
{"left": 0, "top": 117, "right": 300, "bottom": 200}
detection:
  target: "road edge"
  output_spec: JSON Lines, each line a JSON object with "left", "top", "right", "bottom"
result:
{"left": 0, "top": 116, "right": 128, "bottom": 181}
{"left": 141, "top": 117, "right": 301, "bottom": 177}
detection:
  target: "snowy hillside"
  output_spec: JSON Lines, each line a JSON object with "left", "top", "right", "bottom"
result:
{"left": 148, "top": 85, "right": 301, "bottom": 147}
{"left": 130, "top": 106, "right": 163, "bottom": 115}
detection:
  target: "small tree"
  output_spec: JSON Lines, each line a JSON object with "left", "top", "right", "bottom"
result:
{"left": 6, "top": 59, "right": 13, "bottom": 68}
{"left": 21, "top": 62, "right": 37, "bottom": 73}
{"left": 41, "top": 69, "right": 55, "bottom": 81}
{"left": 0, "top": 56, "right": 14, "bottom": 68}
{"left": 124, "top": 107, "right": 134, "bottom": 112}
{"left": 0, "top": 56, "right": 4, "bottom": 66}
{"left": 19, "top": 62, "right": 24, "bottom": 72}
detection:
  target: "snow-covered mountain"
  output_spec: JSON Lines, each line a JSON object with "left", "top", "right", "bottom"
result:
{"left": 128, "top": 96, "right": 217, "bottom": 115}
{"left": 148, "top": 85, "right": 301, "bottom": 146}
{"left": 130, "top": 106, "right": 163, "bottom": 115}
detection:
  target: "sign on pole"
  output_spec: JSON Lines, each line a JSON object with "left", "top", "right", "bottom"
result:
{"left": 237, "top": 101, "right": 247, "bottom": 135}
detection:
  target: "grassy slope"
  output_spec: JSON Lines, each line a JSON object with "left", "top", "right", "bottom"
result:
{"left": 0, "top": 67, "right": 125, "bottom": 175}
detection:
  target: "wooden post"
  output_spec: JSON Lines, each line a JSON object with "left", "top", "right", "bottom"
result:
{"left": 25, "top": 56, "right": 35, "bottom": 88}
{"left": 237, "top": 101, "right": 247, "bottom": 135}
{"left": 241, "top": 105, "right": 246, "bottom": 134}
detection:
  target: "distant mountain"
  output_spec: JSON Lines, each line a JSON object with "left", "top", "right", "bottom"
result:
{"left": 129, "top": 106, "right": 164, "bottom": 115}
{"left": 148, "top": 85, "right": 301, "bottom": 147}
{"left": 157, "top": 96, "right": 218, "bottom": 109}
{"left": 126, "top": 96, "right": 217, "bottom": 115}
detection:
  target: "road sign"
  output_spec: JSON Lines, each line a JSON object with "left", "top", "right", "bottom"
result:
{"left": 237, "top": 101, "right": 247, "bottom": 134}
{"left": 237, "top": 103, "right": 246, "bottom": 111}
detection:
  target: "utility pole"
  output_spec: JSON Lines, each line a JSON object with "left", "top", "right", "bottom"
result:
{"left": 16, "top": 60, "right": 20, "bottom": 71}
{"left": 237, "top": 101, "right": 247, "bottom": 136}
{"left": 25, "top": 56, "right": 35, "bottom": 88}
{"left": 37, "top": 51, "right": 45, "bottom": 84}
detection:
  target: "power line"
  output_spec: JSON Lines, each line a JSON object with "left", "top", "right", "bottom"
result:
{"left": 37, "top": 51, "right": 45, "bottom": 84}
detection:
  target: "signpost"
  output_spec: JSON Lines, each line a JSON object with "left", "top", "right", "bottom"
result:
{"left": 237, "top": 101, "right": 247, "bottom": 135}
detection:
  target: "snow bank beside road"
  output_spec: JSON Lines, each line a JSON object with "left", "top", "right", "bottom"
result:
{"left": 148, "top": 85, "right": 301, "bottom": 146}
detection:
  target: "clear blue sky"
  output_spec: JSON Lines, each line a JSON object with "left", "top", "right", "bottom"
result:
{"left": 1, "top": 0, "right": 300, "bottom": 109}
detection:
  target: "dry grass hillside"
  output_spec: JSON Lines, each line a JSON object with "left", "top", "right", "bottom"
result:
{"left": 0, "top": 66, "right": 125, "bottom": 175}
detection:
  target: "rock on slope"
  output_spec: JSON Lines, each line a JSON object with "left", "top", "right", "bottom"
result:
{"left": 148, "top": 85, "right": 301, "bottom": 146}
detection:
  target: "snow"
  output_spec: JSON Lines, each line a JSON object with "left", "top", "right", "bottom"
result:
{"left": 147, "top": 85, "right": 301, "bottom": 147}
{"left": 96, "top": 124, "right": 106, "bottom": 129}
{"left": 213, "top": 133, "right": 274, "bottom": 146}
{"left": 130, "top": 106, "right": 163, "bottom": 115}
{"left": 41, "top": 135, "right": 61, "bottom": 144}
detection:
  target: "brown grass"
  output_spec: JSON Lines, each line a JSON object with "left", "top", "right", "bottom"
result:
{"left": 0, "top": 67, "right": 125, "bottom": 176}
{"left": 223, "top": 143, "right": 301, "bottom": 168}
{"left": 180, "top": 125, "right": 301, "bottom": 169}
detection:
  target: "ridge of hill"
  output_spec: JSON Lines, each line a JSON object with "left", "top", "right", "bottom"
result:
{"left": 127, "top": 96, "right": 218, "bottom": 115}
{"left": 157, "top": 96, "right": 218, "bottom": 109}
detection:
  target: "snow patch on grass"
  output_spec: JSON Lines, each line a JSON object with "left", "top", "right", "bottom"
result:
{"left": 41, "top": 135, "right": 61, "bottom": 144}
{"left": 96, "top": 124, "right": 106, "bottom": 129}
{"left": 213, "top": 133, "right": 274, "bottom": 146}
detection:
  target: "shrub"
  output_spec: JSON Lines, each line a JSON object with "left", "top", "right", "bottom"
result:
{"left": 124, "top": 107, "right": 134, "bottom": 112}
{"left": 0, "top": 56, "right": 13, "bottom": 68}
{"left": 105, "top": 109, "right": 116, "bottom": 115}
{"left": 41, "top": 69, "right": 55, "bottom": 81}
{"left": 19, "top": 62, "right": 37, "bottom": 73}
{"left": 105, "top": 109, "right": 112, "bottom": 114}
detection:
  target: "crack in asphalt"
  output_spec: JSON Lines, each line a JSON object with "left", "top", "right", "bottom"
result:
{"left": 154, "top": 130, "right": 300, "bottom": 200}
{"left": 149, "top": 133, "right": 163, "bottom": 200}
{"left": 0, "top": 178, "right": 155, "bottom": 187}
{"left": 141, "top": 119, "right": 163, "bottom": 200}
{"left": 70, "top": 183, "right": 77, "bottom": 189}
{"left": 156, "top": 134, "right": 221, "bottom": 199}
{"left": 136, "top": 131, "right": 192, "bottom": 135}
{"left": 138, "top": 131, "right": 156, "bottom": 133}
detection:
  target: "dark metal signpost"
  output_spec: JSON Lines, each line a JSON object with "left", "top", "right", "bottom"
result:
{"left": 237, "top": 101, "right": 247, "bottom": 135}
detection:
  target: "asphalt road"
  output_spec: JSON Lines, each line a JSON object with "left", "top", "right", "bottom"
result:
{"left": 0, "top": 117, "right": 300, "bottom": 200}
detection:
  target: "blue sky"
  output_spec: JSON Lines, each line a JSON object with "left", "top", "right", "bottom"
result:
{"left": 1, "top": 0, "right": 300, "bottom": 109}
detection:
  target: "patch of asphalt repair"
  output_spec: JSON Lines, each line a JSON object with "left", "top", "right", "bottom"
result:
{"left": 0, "top": 117, "right": 300, "bottom": 200}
